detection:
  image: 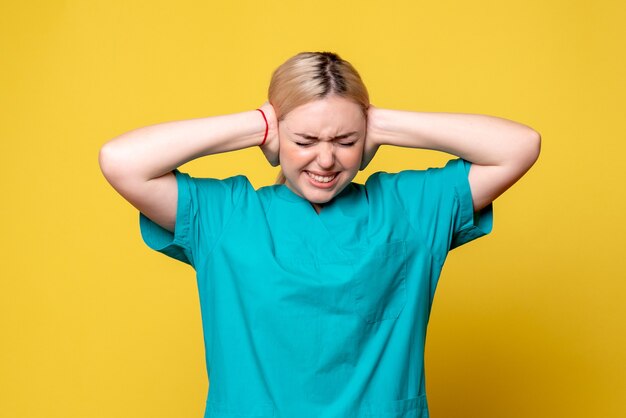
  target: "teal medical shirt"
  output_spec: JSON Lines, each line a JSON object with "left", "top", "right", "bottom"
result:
{"left": 139, "top": 158, "right": 493, "bottom": 418}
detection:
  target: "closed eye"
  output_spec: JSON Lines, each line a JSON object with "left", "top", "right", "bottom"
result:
{"left": 294, "top": 141, "right": 358, "bottom": 147}
{"left": 296, "top": 141, "right": 356, "bottom": 147}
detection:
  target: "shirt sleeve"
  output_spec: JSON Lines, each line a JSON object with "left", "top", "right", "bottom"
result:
{"left": 368, "top": 158, "right": 493, "bottom": 262}
{"left": 138, "top": 169, "right": 247, "bottom": 268}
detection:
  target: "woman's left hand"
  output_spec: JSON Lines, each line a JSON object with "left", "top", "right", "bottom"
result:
{"left": 360, "top": 104, "right": 382, "bottom": 171}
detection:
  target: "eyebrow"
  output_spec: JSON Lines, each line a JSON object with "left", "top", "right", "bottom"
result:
{"left": 294, "top": 132, "right": 358, "bottom": 140}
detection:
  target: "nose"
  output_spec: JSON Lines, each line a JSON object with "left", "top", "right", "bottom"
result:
{"left": 316, "top": 142, "right": 335, "bottom": 168}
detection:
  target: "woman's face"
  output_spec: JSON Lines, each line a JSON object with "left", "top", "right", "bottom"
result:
{"left": 278, "top": 95, "right": 366, "bottom": 212}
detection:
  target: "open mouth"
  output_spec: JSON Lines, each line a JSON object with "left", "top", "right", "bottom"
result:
{"left": 305, "top": 171, "right": 337, "bottom": 183}
{"left": 304, "top": 170, "right": 339, "bottom": 188}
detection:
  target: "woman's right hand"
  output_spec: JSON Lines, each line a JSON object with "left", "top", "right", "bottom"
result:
{"left": 258, "top": 102, "right": 280, "bottom": 167}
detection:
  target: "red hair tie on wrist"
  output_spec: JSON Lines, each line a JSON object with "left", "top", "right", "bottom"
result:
{"left": 256, "top": 108, "right": 269, "bottom": 146}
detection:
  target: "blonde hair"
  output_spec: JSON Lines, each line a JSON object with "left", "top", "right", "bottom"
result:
{"left": 268, "top": 52, "right": 370, "bottom": 184}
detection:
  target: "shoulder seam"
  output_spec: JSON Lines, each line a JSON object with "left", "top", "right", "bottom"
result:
{"left": 203, "top": 175, "right": 250, "bottom": 260}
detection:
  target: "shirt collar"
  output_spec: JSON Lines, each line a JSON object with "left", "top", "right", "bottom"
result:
{"left": 274, "top": 182, "right": 357, "bottom": 205}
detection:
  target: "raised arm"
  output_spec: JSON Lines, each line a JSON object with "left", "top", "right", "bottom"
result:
{"left": 98, "top": 103, "right": 278, "bottom": 233}
{"left": 363, "top": 106, "right": 541, "bottom": 211}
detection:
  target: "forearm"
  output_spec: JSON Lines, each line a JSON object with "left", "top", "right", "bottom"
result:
{"left": 99, "top": 110, "right": 267, "bottom": 182}
{"left": 369, "top": 108, "right": 541, "bottom": 167}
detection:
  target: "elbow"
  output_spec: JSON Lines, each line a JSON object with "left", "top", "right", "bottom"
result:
{"left": 526, "top": 129, "right": 541, "bottom": 166}
{"left": 98, "top": 142, "right": 116, "bottom": 180}
{"left": 504, "top": 128, "right": 541, "bottom": 173}
{"left": 515, "top": 129, "right": 541, "bottom": 172}
{"left": 98, "top": 141, "right": 128, "bottom": 186}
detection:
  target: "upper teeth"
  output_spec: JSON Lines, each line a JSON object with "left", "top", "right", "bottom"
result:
{"left": 307, "top": 171, "right": 336, "bottom": 183}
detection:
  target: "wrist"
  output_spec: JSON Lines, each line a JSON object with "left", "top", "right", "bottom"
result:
{"left": 367, "top": 107, "right": 395, "bottom": 146}
{"left": 368, "top": 108, "right": 434, "bottom": 149}
{"left": 224, "top": 110, "right": 271, "bottom": 150}
{"left": 256, "top": 109, "right": 269, "bottom": 146}
{"left": 257, "top": 102, "right": 279, "bottom": 148}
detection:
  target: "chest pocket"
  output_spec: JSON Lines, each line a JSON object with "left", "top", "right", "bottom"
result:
{"left": 348, "top": 240, "right": 408, "bottom": 324}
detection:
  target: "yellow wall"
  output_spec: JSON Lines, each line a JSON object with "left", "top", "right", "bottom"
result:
{"left": 2, "top": 1, "right": 624, "bottom": 417}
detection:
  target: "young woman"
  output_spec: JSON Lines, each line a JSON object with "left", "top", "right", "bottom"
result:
{"left": 99, "top": 51, "right": 540, "bottom": 418}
